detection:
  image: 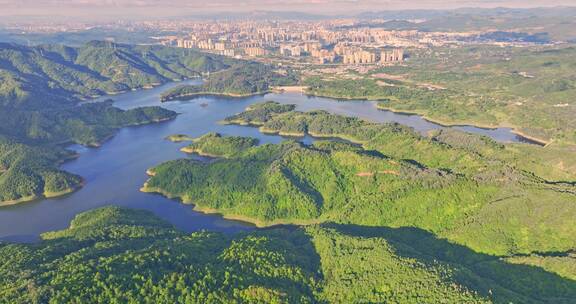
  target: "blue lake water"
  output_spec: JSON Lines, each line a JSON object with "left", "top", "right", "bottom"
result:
{"left": 0, "top": 81, "right": 534, "bottom": 242}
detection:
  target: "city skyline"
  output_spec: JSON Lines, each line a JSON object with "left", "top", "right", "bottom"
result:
{"left": 1, "top": 0, "right": 575, "bottom": 19}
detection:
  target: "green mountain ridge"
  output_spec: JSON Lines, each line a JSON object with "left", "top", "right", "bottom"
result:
{"left": 0, "top": 41, "right": 235, "bottom": 204}
{"left": 1, "top": 39, "right": 576, "bottom": 302}
{"left": 0, "top": 41, "right": 233, "bottom": 110}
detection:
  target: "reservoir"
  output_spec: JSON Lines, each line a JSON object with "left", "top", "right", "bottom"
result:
{"left": 0, "top": 81, "right": 534, "bottom": 242}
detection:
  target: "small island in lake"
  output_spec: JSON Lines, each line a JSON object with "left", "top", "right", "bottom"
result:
{"left": 165, "top": 134, "right": 195, "bottom": 142}
{"left": 173, "top": 132, "right": 259, "bottom": 158}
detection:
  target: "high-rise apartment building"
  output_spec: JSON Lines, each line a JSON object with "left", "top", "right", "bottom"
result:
{"left": 380, "top": 49, "right": 405, "bottom": 63}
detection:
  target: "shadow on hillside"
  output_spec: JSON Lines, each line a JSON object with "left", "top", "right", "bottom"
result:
{"left": 321, "top": 223, "right": 576, "bottom": 303}
{"left": 246, "top": 227, "right": 324, "bottom": 300}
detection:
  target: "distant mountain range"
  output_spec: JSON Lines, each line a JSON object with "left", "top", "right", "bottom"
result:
{"left": 357, "top": 6, "right": 576, "bottom": 42}
{"left": 357, "top": 6, "right": 576, "bottom": 19}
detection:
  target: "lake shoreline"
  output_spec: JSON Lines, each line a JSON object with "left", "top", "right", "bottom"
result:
{"left": 274, "top": 89, "right": 550, "bottom": 146}
{"left": 161, "top": 90, "right": 270, "bottom": 102}
{"left": 3, "top": 79, "right": 554, "bottom": 241}
{"left": 0, "top": 179, "right": 85, "bottom": 207}
{"left": 140, "top": 174, "right": 320, "bottom": 229}
{"left": 82, "top": 78, "right": 200, "bottom": 101}
{"left": 179, "top": 147, "right": 224, "bottom": 158}
{"left": 0, "top": 97, "right": 179, "bottom": 207}
{"left": 162, "top": 84, "right": 549, "bottom": 146}
{"left": 375, "top": 103, "right": 550, "bottom": 146}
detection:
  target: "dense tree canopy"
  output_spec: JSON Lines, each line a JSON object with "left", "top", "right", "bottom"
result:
{"left": 161, "top": 63, "right": 299, "bottom": 101}
{"left": 2, "top": 206, "right": 575, "bottom": 303}
{"left": 145, "top": 103, "right": 576, "bottom": 283}
{"left": 0, "top": 41, "right": 235, "bottom": 204}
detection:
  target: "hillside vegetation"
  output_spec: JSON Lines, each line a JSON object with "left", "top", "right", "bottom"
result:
{"left": 160, "top": 63, "right": 299, "bottom": 101}
{"left": 0, "top": 41, "right": 232, "bottom": 109}
{"left": 0, "top": 136, "right": 81, "bottom": 203}
{"left": 2, "top": 206, "right": 575, "bottom": 303}
{"left": 304, "top": 46, "right": 576, "bottom": 145}
{"left": 0, "top": 101, "right": 178, "bottom": 204}
{"left": 179, "top": 133, "right": 259, "bottom": 158}
{"left": 144, "top": 102, "right": 576, "bottom": 280}
{"left": 0, "top": 41, "right": 235, "bottom": 204}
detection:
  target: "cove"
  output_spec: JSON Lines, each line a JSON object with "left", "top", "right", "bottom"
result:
{"left": 0, "top": 82, "right": 532, "bottom": 242}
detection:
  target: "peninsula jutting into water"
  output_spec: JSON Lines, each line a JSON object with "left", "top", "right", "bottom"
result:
{"left": 0, "top": 80, "right": 539, "bottom": 241}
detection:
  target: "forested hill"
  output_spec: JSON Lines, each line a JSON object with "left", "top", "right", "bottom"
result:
{"left": 2, "top": 206, "right": 574, "bottom": 303}
{"left": 144, "top": 102, "right": 576, "bottom": 283}
{"left": 0, "top": 41, "right": 233, "bottom": 109}
{"left": 160, "top": 62, "right": 300, "bottom": 101}
{"left": 0, "top": 41, "right": 235, "bottom": 204}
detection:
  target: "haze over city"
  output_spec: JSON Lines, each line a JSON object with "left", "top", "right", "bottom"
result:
{"left": 1, "top": 0, "right": 575, "bottom": 19}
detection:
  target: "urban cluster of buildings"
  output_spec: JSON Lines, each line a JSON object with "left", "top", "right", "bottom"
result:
{"left": 336, "top": 45, "right": 404, "bottom": 64}
{"left": 175, "top": 37, "right": 268, "bottom": 57}
{"left": 7, "top": 18, "right": 526, "bottom": 66}
{"left": 164, "top": 20, "right": 418, "bottom": 65}
{"left": 7, "top": 18, "right": 551, "bottom": 52}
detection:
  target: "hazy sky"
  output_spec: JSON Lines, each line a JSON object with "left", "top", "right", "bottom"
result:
{"left": 1, "top": 0, "right": 575, "bottom": 18}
